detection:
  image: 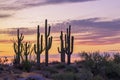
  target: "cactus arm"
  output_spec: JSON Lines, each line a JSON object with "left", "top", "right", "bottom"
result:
{"left": 45, "top": 19, "right": 47, "bottom": 37}
{"left": 20, "top": 33, "right": 24, "bottom": 41}
{"left": 40, "top": 35, "right": 43, "bottom": 52}
{"left": 67, "top": 28, "right": 68, "bottom": 37}
{"left": 47, "top": 26, "right": 51, "bottom": 37}
{"left": 17, "top": 29, "right": 19, "bottom": 39}
{"left": 58, "top": 47, "right": 62, "bottom": 53}
{"left": 20, "top": 43, "right": 24, "bottom": 53}
{"left": 37, "top": 25, "right": 40, "bottom": 53}
{"left": 47, "top": 36, "right": 52, "bottom": 50}
{"left": 34, "top": 44, "right": 37, "bottom": 54}
{"left": 69, "top": 25, "right": 71, "bottom": 37}
{"left": 70, "top": 36, "right": 74, "bottom": 54}
{"left": 13, "top": 42, "right": 18, "bottom": 54}
{"left": 64, "top": 34, "right": 66, "bottom": 52}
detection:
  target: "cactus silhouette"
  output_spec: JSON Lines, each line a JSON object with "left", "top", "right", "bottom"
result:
{"left": 34, "top": 25, "right": 44, "bottom": 64}
{"left": 24, "top": 42, "right": 33, "bottom": 62}
{"left": 58, "top": 31, "right": 65, "bottom": 63}
{"left": 45, "top": 19, "right": 53, "bottom": 66}
{"left": 65, "top": 25, "right": 74, "bottom": 65}
{"left": 13, "top": 29, "right": 24, "bottom": 64}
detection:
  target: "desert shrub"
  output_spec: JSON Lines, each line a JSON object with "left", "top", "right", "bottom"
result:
{"left": 64, "top": 65, "right": 79, "bottom": 73}
{"left": 50, "top": 61, "right": 60, "bottom": 65}
{"left": 105, "top": 62, "right": 120, "bottom": 79}
{"left": 92, "top": 75, "right": 104, "bottom": 80}
{"left": 30, "top": 60, "right": 36, "bottom": 65}
{"left": 0, "top": 57, "right": 8, "bottom": 65}
{"left": 75, "top": 69, "right": 93, "bottom": 80}
{"left": 41, "top": 71, "right": 51, "bottom": 78}
{"left": 12, "top": 56, "right": 19, "bottom": 67}
{"left": 43, "top": 66, "right": 58, "bottom": 74}
{"left": 113, "top": 53, "right": 120, "bottom": 63}
{"left": 52, "top": 72, "right": 76, "bottom": 80}
{"left": 75, "top": 61, "right": 83, "bottom": 68}
{"left": 35, "top": 64, "right": 45, "bottom": 70}
{"left": 79, "top": 52, "right": 110, "bottom": 75}
{"left": 54, "top": 63, "right": 66, "bottom": 69}
{"left": 80, "top": 52, "right": 110, "bottom": 64}
{"left": 21, "top": 60, "right": 32, "bottom": 72}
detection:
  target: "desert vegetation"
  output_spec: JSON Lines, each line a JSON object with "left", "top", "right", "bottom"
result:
{"left": 0, "top": 19, "right": 120, "bottom": 80}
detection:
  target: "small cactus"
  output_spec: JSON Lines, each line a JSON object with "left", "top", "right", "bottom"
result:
{"left": 23, "top": 42, "right": 33, "bottom": 62}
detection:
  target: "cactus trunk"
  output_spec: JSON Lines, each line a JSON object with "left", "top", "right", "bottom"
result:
{"left": 25, "top": 55, "right": 28, "bottom": 62}
{"left": 61, "top": 52, "right": 65, "bottom": 63}
{"left": 37, "top": 54, "right": 40, "bottom": 64}
{"left": 67, "top": 54, "right": 71, "bottom": 65}
{"left": 58, "top": 31, "right": 65, "bottom": 63}
{"left": 17, "top": 29, "right": 20, "bottom": 64}
{"left": 45, "top": 50, "right": 48, "bottom": 66}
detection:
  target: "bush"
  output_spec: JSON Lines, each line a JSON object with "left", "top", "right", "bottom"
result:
{"left": 79, "top": 52, "right": 110, "bottom": 75}
{"left": 105, "top": 62, "right": 120, "bottom": 79}
{"left": 42, "top": 71, "right": 51, "bottom": 78}
{"left": 75, "top": 69, "right": 93, "bottom": 80}
{"left": 80, "top": 52, "right": 110, "bottom": 62}
{"left": 92, "top": 75, "right": 104, "bottom": 80}
{"left": 50, "top": 61, "right": 60, "bottom": 65}
{"left": 52, "top": 72, "right": 76, "bottom": 80}
{"left": 64, "top": 65, "right": 79, "bottom": 73}
{"left": 21, "top": 60, "right": 32, "bottom": 72}
{"left": 113, "top": 53, "right": 120, "bottom": 63}
{"left": 54, "top": 63, "right": 66, "bottom": 69}
{"left": 43, "top": 66, "right": 58, "bottom": 74}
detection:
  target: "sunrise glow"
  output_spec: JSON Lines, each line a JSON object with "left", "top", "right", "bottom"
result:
{"left": 0, "top": 0, "right": 120, "bottom": 61}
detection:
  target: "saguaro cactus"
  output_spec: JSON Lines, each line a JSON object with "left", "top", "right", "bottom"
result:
{"left": 58, "top": 31, "right": 65, "bottom": 63}
{"left": 65, "top": 25, "right": 74, "bottom": 65}
{"left": 45, "top": 19, "right": 52, "bottom": 66}
{"left": 13, "top": 29, "right": 24, "bottom": 64}
{"left": 24, "top": 42, "right": 33, "bottom": 62}
{"left": 34, "top": 25, "right": 44, "bottom": 64}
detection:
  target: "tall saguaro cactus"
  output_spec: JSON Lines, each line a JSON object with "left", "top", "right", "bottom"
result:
{"left": 58, "top": 31, "right": 65, "bottom": 63}
{"left": 65, "top": 25, "right": 74, "bottom": 65}
{"left": 13, "top": 29, "right": 24, "bottom": 64}
{"left": 45, "top": 19, "right": 53, "bottom": 66}
{"left": 24, "top": 42, "right": 33, "bottom": 62}
{"left": 34, "top": 25, "right": 44, "bottom": 64}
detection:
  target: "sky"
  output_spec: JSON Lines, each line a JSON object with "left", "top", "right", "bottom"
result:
{"left": 0, "top": 0, "right": 120, "bottom": 61}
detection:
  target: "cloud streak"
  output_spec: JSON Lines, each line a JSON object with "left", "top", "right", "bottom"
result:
{"left": 52, "top": 18, "right": 120, "bottom": 45}
{"left": 0, "top": 0, "right": 96, "bottom": 18}
{"left": 1, "top": 17, "right": 120, "bottom": 45}
{"left": 0, "top": 40, "right": 11, "bottom": 43}
{"left": 0, "top": 0, "right": 95, "bottom": 10}
{"left": 0, "top": 28, "right": 36, "bottom": 36}
{"left": 0, "top": 14, "right": 12, "bottom": 18}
